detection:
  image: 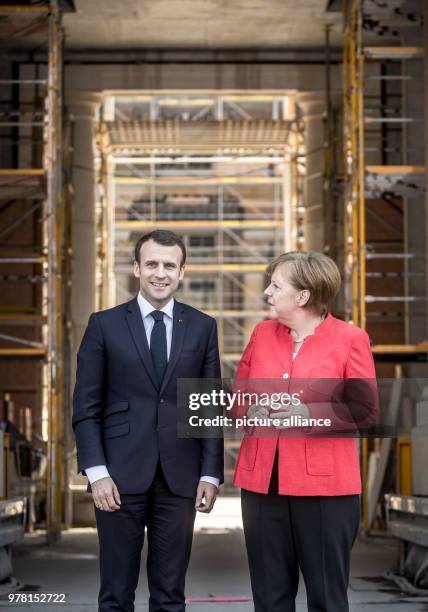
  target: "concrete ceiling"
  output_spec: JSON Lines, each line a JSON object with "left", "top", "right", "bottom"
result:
{"left": 63, "top": 0, "right": 343, "bottom": 50}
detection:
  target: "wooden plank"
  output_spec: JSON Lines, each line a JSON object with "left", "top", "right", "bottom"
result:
{"left": 0, "top": 253, "right": 47, "bottom": 263}
{"left": 373, "top": 344, "right": 428, "bottom": 354}
{"left": 0, "top": 169, "right": 46, "bottom": 176}
{"left": 0, "top": 5, "right": 49, "bottom": 14}
{"left": 366, "top": 165, "right": 425, "bottom": 175}
{"left": 364, "top": 47, "right": 424, "bottom": 59}
{"left": 0, "top": 348, "right": 46, "bottom": 357}
{"left": 0, "top": 314, "right": 46, "bottom": 322}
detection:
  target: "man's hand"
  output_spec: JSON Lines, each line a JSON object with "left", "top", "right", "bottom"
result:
{"left": 92, "top": 477, "right": 121, "bottom": 512}
{"left": 195, "top": 481, "right": 217, "bottom": 513}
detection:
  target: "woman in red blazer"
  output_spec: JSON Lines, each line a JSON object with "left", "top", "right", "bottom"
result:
{"left": 233, "top": 251, "right": 376, "bottom": 612}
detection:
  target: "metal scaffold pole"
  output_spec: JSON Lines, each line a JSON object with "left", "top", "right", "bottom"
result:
{"left": 356, "top": 2, "right": 366, "bottom": 332}
{"left": 343, "top": 0, "right": 364, "bottom": 328}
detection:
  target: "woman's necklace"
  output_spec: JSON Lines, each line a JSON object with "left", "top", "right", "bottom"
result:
{"left": 290, "top": 314, "right": 325, "bottom": 344}
{"left": 292, "top": 335, "right": 306, "bottom": 344}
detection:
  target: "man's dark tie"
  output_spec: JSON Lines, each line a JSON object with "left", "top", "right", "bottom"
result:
{"left": 150, "top": 310, "right": 168, "bottom": 386}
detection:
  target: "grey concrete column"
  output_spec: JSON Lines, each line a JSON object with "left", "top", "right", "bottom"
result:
{"left": 68, "top": 92, "right": 101, "bottom": 378}
{"left": 296, "top": 93, "right": 325, "bottom": 252}
{"left": 66, "top": 92, "right": 101, "bottom": 526}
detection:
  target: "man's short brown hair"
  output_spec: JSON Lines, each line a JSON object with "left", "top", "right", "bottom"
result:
{"left": 267, "top": 251, "right": 341, "bottom": 311}
{"left": 134, "top": 230, "right": 186, "bottom": 266}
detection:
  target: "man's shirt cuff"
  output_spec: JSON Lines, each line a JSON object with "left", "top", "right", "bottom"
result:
{"left": 85, "top": 465, "right": 110, "bottom": 484}
{"left": 199, "top": 476, "right": 220, "bottom": 488}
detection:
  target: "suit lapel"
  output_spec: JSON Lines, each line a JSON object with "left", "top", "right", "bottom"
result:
{"left": 160, "top": 300, "right": 187, "bottom": 396}
{"left": 125, "top": 297, "right": 158, "bottom": 390}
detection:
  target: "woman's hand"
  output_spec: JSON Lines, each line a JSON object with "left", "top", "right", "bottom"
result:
{"left": 247, "top": 404, "right": 270, "bottom": 420}
{"left": 270, "top": 403, "right": 310, "bottom": 429}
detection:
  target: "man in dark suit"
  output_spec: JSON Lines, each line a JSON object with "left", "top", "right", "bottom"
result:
{"left": 72, "top": 229, "right": 224, "bottom": 612}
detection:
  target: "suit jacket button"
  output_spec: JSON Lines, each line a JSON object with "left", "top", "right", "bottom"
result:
{"left": 160, "top": 399, "right": 164, "bottom": 403}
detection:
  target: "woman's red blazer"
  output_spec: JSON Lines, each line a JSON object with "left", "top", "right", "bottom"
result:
{"left": 233, "top": 314, "right": 376, "bottom": 496}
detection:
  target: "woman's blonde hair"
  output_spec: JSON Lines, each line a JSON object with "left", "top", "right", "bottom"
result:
{"left": 266, "top": 251, "right": 341, "bottom": 311}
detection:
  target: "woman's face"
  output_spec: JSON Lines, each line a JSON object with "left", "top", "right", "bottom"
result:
{"left": 264, "top": 264, "right": 307, "bottom": 322}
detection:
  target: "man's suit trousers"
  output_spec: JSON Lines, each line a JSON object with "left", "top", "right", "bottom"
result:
{"left": 95, "top": 463, "right": 196, "bottom": 612}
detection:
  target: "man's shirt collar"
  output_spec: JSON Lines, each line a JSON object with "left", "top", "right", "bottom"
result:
{"left": 137, "top": 293, "right": 174, "bottom": 319}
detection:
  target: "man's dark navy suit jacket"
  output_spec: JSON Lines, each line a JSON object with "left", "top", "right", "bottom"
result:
{"left": 72, "top": 296, "right": 224, "bottom": 497}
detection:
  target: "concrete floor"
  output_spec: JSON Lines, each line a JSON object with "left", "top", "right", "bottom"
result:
{"left": 2, "top": 497, "right": 428, "bottom": 611}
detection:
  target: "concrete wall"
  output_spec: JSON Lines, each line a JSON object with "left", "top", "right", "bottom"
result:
{"left": 63, "top": 62, "right": 339, "bottom": 94}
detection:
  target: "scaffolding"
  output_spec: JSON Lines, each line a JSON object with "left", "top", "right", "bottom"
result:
{"left": 342, "top": 0, "right": 426, "bottom": 530}
{"left": 0, "top": 2, "right": 69, "bottom": 538}
{"left": 94, "top": 92, "right": 302, "bottom": 376}
{"left": 93, "top": 93, "right": 302, "bottom": 487}
{"left": 343, "top": 0, "right": 425, "bottom": 353}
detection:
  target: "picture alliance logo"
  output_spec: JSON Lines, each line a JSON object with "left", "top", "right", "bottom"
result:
{"left": 187, "top": 413, "right": 332, "bottom": 430}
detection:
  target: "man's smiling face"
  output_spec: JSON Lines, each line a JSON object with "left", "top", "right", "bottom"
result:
{"left": 133, "top": 239, "right": 184, "bottom": 309}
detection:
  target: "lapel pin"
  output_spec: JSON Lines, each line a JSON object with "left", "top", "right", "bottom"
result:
{"left": 178, "top": 319, "right": 183, "bottom": 323}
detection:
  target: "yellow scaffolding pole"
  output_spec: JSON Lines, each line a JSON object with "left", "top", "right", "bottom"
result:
{"left": 343, "top": 0, "right": 368, "bottom": 528}
{"left": 357, "top": 2, "right": 366, "bottom": 331}
{"left": 343, "top": 0, "right": 367, "bottom": 329}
